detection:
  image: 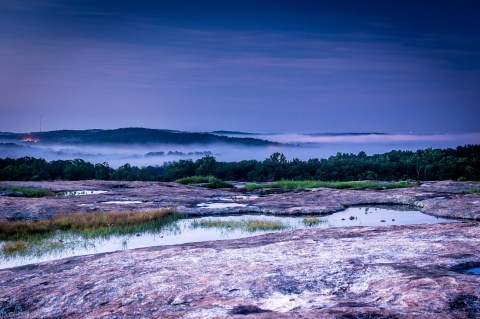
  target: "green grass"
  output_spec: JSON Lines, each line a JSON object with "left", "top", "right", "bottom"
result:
{"left": 466, "top": 188, "right": 480, "bottom": 194}
{"left": 244, "top": 180, "right": 415, "bottom": 191}
{"left": 302, "top": 217, "right": 327, "bottom": 227}
{"left": 175, "top": 175, "right": 213, "bottom": 184}
{"left": 190, "top": 218, "right": 289, "bottom": 232}
{"left": 0, "top": 185, "right": 55, "bottom": 197}
{"left": 79, "top": 213, "right": 183, "bottom": 239}
{"left": 0, "top": 208, "right": 179, "bottom": 241}
{"left": 0, "top": 208, "right": 184, "bottom": 256}
{"left": 1, "top": 240, "right": 27, "bottom": 255}
{"left": 175, "top": 175, "right": 233, "bottom": 189}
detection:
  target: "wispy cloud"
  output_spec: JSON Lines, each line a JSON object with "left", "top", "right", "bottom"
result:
{"left": 259, "top": 133, "right": 480, "bottom": 145}
{"left": 0, "top": 3, "right": 479, "bottom": 133}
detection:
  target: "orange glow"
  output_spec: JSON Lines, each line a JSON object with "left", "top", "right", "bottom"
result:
{"left": 21, "top": 136, "right": 40, "bottom": 143}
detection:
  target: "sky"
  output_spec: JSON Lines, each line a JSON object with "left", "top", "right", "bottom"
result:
{"left": 1, "top": 0, "right": 479, "bottom": 134}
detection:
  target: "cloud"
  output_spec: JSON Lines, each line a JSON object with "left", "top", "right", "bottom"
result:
{"left": 259, "top": 133, "right": 480, "bottom": 145}
{"left": 1, "top": 11, "right": 479, "bottom": 133}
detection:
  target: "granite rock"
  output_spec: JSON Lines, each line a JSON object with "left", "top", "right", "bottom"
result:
{"left": 0, "top": 180, "right": 479, "bottom": 220}
{"left": 0, "top": 222, "right": 479, "bottom": 318}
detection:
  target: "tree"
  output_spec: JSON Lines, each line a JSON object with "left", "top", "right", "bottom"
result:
{"left": 195, "top": 155, "right": 217, "bottom": 176}
{"left": 95, "top": 162, "right": 113, "bottom": 180}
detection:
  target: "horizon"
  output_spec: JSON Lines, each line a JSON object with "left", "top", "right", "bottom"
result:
{"left": 1, "top": 1, "right": 480, "bottom": 133}
{"left": 2, "top": 126, "right": 480, "bottom": 136}
{"left": 1, "top": 127, "right": 478, "bottom": 168}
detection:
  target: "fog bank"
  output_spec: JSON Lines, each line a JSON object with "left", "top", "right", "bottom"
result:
{"left": 1, "top": 133, "right": 478, "bottom": 168}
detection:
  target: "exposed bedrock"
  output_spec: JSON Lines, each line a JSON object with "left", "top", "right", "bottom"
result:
{"left": 1, "top": 181, "right": 479, "bottom": 318}
{"left": 0, "top": 222, "right": 479, "bottom": 318}
{"left": 0, "top": 180, "right": 479, "bottom": 220}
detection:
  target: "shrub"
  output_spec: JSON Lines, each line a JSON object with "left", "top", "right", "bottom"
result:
{"left": 175, "top": 176, "right": 233, "bottom": 189}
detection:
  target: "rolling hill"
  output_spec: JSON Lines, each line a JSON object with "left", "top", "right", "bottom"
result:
{"left": 0, "top": 128, "right": 279, "bottom": 146}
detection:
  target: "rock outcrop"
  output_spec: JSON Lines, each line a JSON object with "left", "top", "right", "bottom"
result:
{"left": 0, "top": 180, "right": 479, "bottom": 220}
{"left": 0, "top": 222, "right": 479, "bottom": 318}
{"left": 1, "top": 180, "right": 479, "bottom": 318}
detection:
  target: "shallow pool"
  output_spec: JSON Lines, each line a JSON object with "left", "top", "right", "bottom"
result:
{"left": 465, "top": 268, "right": 480, "bottom": 275}
{"left": 0, "top": 206, "right": 457, "bottom": 269}
{"left": 101, "top": 200, "right": 143, "bottom": 204}
{"left": 59, "top": 190, "right": 108, "bottom": 196}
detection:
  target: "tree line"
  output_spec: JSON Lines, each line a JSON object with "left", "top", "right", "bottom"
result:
{"left": 0, "top": 145, "right": 478, "bottom": 182}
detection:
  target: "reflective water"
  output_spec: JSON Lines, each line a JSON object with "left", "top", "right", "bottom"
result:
{"left": 465, "top": 268, "right": 480, "bottom": 275}
{"left": 101, "top": 200, "right": 143, "bottom": 204}
{"left": 0, "top": 206, "right": 457, "bottom": 269}
{"left": 213, "top": 195, "right": 260, "bottom": 201}
{"left": 60, "top": 190, "right": 108, "bottom": 196}
{"left": 197, "top": 202, "right": 248, "bottom": 209}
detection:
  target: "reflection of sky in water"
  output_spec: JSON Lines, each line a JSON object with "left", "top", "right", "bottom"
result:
{"left": 0, "top": 207, "right": 458, "bottom": 269}
{"left": 60, "top": 190, "right": 108, "bottom": 196}
{"left": 101, "top": 201, "right": 143, "bottom": 204}
{"left": 197, "top": 202, "right": 247, "bottom": 209}
{"left": 465, "top": 268, "right": 480, "bottom": 275}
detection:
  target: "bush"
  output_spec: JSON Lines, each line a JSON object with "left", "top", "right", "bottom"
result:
{"left": 175, "top": 175, "right": 233, "bottom": 189}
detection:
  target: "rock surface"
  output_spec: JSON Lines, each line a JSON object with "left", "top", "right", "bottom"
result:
{"left": 1, "top": 180, "right": 479, "bottom": 318}
{"left": 0, "top": 222, "right": 479, "bottom": 318}
{"left": 0, "top": 180, "right": 479, "bottom": 220}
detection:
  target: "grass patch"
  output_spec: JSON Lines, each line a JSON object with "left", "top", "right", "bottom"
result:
{"left": 466, "top": 188, "right": 480, "bottom": 194}
{"left": 0, "top": 185, "right": 54, "bottom": 197}
{"left": 175, "top": 175, "right": 233, "bottom": 189}
{"left": 0, "top": 208, "right": 179, "bottom": 241}
{"left": 1, "top": 240, "right": 27, "bottom": 255}
{"left": 191, "top": 218, "right": 289, "bottom": 232}
{"left": 302, "top": 217, "right": 327, "bottom": 227}
{"left": 175, "top": 175, "right": 213, "bottom": 184}
{"left": 244, "top": 180, "right": 414, "bottom": 191}
{"left": 0, "top": 208, "right": 183, "bottom": 256}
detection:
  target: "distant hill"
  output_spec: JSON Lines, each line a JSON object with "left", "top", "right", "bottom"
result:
{"left": 210, "top": 130, "right": 259, "bottom": 136}
{"left": 305, "top": 132, "right": 386, "bottom": 136}
{"left": 0, "top": 128, "right": 279, "bottom": 146}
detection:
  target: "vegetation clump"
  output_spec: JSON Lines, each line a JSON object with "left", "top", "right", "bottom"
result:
{"left": 175, "top": 175, "right": 213, "bottom": 184}
{"left": 1, "top": 240, "right": 27, "bottom": 255}
{"left": 244, "top": 180, "right": 413, "bottom": 191}
{"left": 0, "top": 209, "right": 182, "bottom": 256}
{"left": 0, "top": 185, "right": 54, "bottom": 197}
{"left": 466, "top": 188, "right": 480, "bottom": 194}
{"left": 175, "top": 175, "right": 233, "bottom": 189}
{"left": 190, "top": 218, "right": 289, "bottom": 232}
{"left": 302, "top": 217, "right": 327, "bottom": 227}
{"left": 0, "top": 208, "right": 178, "bottom": 241}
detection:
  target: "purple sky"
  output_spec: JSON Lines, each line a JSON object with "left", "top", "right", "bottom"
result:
{"left": 1, "top": 0, "right": 479, "bottom": 133}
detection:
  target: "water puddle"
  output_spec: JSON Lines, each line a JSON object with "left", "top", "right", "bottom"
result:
{"left": 0, "top": 206, "right": 457, "bottom": 269}
{"left": 60, "top": 190, "right": 108, "bottom": 196}
{"left": 213, "top": 195, "right": 260, "bottom": 201}
{"left": 197, "top": 202, "right": 248, "bottom": 209}
{"left": 101, "top": 200, "right": 143, "bottom": 204}
{"left": 465, "top": 268, "right": 480, "bottom": 275}
{"left": 450, "top": 262, "right": 480, "bottom": 275}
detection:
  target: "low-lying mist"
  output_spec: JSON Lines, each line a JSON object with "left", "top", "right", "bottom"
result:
{"left": 1, "top": 132, "right": 478, "bottom": 168}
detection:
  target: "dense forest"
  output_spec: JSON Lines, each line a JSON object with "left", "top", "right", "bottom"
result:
{"left": 0, "top": 145, "right": 478, "bottom": 182}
